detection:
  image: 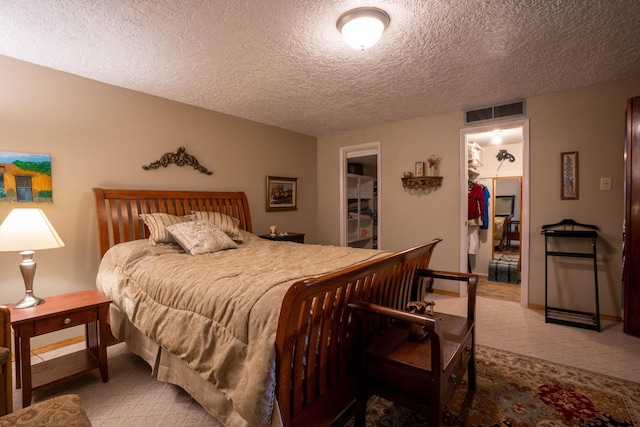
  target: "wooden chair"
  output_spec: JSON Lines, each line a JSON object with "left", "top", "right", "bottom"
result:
{"left": 507, "top": 219, "right": 520, "bottom": 249}
{"left": 348, "top": 270, "right": 477, "bottom": 427}
{"left": 0, "top": 307, "right": 12, "bottom": 416}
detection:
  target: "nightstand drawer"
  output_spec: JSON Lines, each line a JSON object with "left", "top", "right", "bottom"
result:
{"left": 34, "top": 307, "right": 98, "bottom": 336}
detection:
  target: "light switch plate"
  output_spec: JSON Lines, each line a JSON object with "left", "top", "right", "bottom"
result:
{"left": 600, "top": 177, "right": 612, "bottom": 191}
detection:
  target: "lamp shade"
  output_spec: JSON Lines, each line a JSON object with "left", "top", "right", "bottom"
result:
{"left": 337, "top": 7, "right": 390, "bottom": 50}
{"left": 0, "top": 208, "right": 65, "bottom": 252}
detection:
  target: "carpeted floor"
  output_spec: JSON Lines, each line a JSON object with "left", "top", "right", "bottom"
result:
{"left": 15, "top": 342, "right": 223, "bottom": 426}
{"left": 14, "top": 341, "right": 640, "bottom": 426}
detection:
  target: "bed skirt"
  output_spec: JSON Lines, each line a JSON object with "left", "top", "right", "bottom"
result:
{"left": 109, "top": 304, "right": 284, "bottom": 427}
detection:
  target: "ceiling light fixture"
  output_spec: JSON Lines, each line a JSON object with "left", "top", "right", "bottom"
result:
{"left": 491, "top": 130, "right": 503, "bottom": 144}
{"left": 337, "top": 7, "right": 390, "bottom": 51}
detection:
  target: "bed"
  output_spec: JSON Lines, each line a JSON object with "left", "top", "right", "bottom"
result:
{"left": 93, "top": 188, "right": 441, "bottom": 427}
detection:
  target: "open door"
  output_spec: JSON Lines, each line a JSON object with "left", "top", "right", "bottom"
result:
{"left": 624, "top": 96, "right": 640, "bottom": 337}
{"left": 340, "top": 142, "right": 381, "bottom": 249}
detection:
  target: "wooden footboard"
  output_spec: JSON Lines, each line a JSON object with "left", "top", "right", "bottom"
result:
{"left": 275, "top": 238, "right": 442, "bottom": 427}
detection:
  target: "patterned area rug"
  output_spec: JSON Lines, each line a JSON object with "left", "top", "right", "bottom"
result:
{"left": 342, "top": 345, "right": 640, "bottom": 426}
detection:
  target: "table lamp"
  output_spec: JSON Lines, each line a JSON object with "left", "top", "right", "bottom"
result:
{"left": 0, "top": 208, "right": 65, "bottom": 308}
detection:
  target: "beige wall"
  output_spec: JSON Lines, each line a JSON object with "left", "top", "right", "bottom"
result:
{"left": 3, "top": 51, "right": 639, "bottom": 343}
{"left": 526, "top": 79, "right": 639, "bottom": 317}
{"left": 318, "top": 112, "right": 463, "bottom": 273}
{"left": 0, "top": 56, "right": 317, "bottom": 344}
{"left": 318, "top": 76, "right": 640, "bottom": 319}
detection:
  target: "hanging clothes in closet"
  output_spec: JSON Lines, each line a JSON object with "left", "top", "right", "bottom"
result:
{"left": 481, "top": 185, "right": 490, "bottom": 230}
{"left": 468, "top": 181, "right": 486, "bottom": 256}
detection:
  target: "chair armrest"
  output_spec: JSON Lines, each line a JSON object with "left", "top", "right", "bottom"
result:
{"left": 0, "top": 306, "right": 10, "bottom": 351}
{"left": 0, "top": 347, "right": 9, "bottom": 365}
{"left": 348, "top": 300, "right": 446, "bottom": 372}
{"left": 415, "top": 269, "right": 478, "bottom": 322}
{"left": 348, "top": 300, "right": 440, "bottom": 331}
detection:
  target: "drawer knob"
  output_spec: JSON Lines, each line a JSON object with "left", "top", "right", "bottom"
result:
{"left": 464, "top": 347, "right": 472, "bottom": 355}
{"left": 449, "top": 373, "right": 457, "bottom": 384}
{"left": 64, "top": 318, "right": 71, "bottom": 325}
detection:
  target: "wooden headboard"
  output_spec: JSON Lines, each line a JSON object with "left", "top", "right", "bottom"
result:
{"left": 93, "top": 188, "right": 252, "bottom": 258}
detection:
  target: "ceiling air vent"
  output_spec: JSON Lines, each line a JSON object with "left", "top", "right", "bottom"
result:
{"left": 464, "top": 100, "right": 525, "bottom": 124}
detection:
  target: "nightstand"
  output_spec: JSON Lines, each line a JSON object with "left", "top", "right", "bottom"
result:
{"left": 259, "top": 232, "right": 305, "bottom": 244}
{"left": 7, "top": 289, "right": 112, "bottom": 406}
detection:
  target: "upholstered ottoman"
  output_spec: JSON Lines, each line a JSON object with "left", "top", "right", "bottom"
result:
{"left": 0, "top": 394, "right": 92, "bottom": 426}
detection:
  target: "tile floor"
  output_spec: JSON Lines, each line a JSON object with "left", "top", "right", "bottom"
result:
{"left": 431, "top": 293, "right": 640, "bottom": 383}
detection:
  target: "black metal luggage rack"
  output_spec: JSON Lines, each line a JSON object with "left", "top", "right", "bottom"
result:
{"left": 541, "top": 219, "right": 600, "bottom": 331}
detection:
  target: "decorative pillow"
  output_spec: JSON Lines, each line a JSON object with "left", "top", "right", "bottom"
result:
{"left": 166, "top": 220, "right": 238, "bottom": 255}
{"left": 191, "top": 211, "right": 244, "bottom": 242}
{"left": 139, "top": 213, "right": 193, "bottom": 245}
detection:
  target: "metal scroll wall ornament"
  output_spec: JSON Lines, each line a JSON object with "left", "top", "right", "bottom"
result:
{"left": 401, "top": 176, "right": 443, "bottom": 190}
{"left": 142, "top": 147, "right": 213, "bottom": 175}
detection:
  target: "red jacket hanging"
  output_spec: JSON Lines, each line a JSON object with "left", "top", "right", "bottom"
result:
{"left": 468, "top": 183, "right": 485, "bottom": 221}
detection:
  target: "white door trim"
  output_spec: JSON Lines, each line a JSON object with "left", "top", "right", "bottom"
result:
{"left": 339, "top": 142, "right": 381, "bottom": 248}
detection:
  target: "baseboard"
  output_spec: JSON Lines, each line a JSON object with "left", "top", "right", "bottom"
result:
{"left": 432, "top": 288, "right": 459, "bottom": 297}
{"left": 527, "top": 303, "right": 622, "bottom": 322}
{"left": 32, "top": 335, "right": 85, "bottom": 355}
{"left": 10, "top": 331, "right": 121, "bottom": 363}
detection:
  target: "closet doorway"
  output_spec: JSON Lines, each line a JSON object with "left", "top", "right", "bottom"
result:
{"left": 340, "top": 142, "right": 381, "bottom": 249}
{"left": 459, "top": 119, "right": 529, "bottom": 305}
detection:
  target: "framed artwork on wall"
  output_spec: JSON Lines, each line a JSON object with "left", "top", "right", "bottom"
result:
{"left": 266, "top": 176, "right": 298, "bottom": 211}
{"left": 0, "top": 151, "right": 53, "bottom": 203}
{"left": 561, "top": 151, "right": 579, "bottom": 200}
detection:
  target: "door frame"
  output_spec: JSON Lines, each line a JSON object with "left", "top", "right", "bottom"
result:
{"left": 459, "top": 119, "right": 530, "bottom": 305}
{"left": 339, "top": 141, "right": 381, "bottom": 248}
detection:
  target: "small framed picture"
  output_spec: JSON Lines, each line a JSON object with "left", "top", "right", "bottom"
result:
{"left": 561, "top": 152, "right": 579, "bottom": 200}
{"left": 415, "top": 161, "right": 424, "bottom": 177}
{"left": 266, "top": 176, "right": 298, "bottom": 211}
{"left": 0, "top": 151, "right": 53, "bottom": 203}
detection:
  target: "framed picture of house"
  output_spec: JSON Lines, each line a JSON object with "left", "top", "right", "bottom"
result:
{"left": 561, "top": 151, "right": 579, "bottom": 200}
{"left": 266, "top": 176, "right": 298, "bottom": 211}
{"left": 0, "top": 151, "right": 53, "bottom": 203}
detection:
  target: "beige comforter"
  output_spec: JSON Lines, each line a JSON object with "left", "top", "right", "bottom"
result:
{"left": 96, "top": 232, "right": 385, "bottom": 426}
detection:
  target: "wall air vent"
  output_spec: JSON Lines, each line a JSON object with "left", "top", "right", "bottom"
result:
{"left": 464, "top": 100, "right": 525, "bottom": 124}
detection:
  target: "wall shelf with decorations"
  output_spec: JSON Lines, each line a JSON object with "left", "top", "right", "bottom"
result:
{"left": 401, "top": 176, "right": 443, "bottom": 190}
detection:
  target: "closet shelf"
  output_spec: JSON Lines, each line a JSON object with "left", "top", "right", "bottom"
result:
{"left": 401, "top": 176, "right": 443, "bottom": 190}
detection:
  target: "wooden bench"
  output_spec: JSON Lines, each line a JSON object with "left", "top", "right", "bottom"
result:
{"left": 349, "top": 269, "right": 478, "bottom": 427}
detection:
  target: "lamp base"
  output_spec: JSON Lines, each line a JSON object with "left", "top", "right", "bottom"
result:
{"left": 14, "top": 292, "right": 46, "bottom": 309}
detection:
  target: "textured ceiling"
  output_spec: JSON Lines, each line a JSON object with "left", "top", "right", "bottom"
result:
{"left": 1, "top": 0, "right": 639, "bottom": 137}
